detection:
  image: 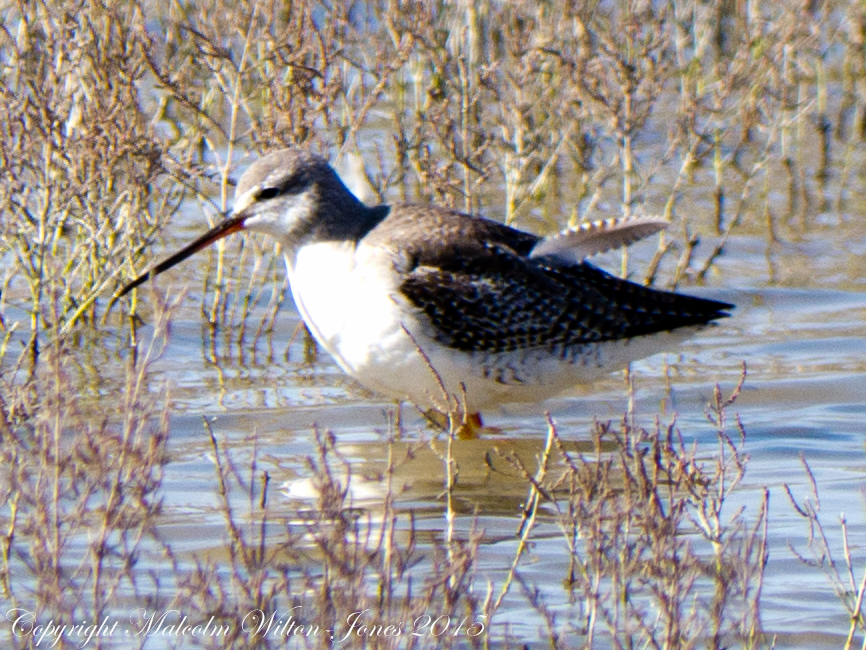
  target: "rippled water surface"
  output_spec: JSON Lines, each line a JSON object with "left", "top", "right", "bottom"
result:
{"left": 121, "top": 218, "right": 866, "bottom": 648}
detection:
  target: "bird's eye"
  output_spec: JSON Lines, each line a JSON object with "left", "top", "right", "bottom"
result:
{"left": 258, "top": 187, "right": 280, "bottom": 200}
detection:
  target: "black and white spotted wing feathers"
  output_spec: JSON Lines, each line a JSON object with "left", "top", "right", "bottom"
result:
{"left": 364, "top": 205, "right": 732, "bottom": 355}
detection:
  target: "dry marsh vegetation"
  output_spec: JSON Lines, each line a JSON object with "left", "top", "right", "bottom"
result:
{"left": 0, "top": 0, "right": 863, "bottom": 647}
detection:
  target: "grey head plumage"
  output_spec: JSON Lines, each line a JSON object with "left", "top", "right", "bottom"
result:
{"left": 234, "top": 149, "right": 387, "bottom": 249}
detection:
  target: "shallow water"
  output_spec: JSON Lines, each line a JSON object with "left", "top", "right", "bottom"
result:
{"left": 3, "top": 171, "right": 866, "bottom": 648}
{"left": 112, "top": 218, "right": 866, "bottom": 648}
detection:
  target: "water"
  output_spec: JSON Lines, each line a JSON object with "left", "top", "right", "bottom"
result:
{"left": 114, "top": 220, "right": 866, "bottom": 648}
{"left": 4, "top": 165, "right": 866, "bottom": 648}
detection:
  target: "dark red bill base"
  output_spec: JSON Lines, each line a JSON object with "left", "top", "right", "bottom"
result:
{"left": 116, "top": 212, "right": 247, "bottom": 298}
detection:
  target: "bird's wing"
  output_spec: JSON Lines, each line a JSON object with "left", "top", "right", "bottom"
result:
{"left": 529, "top": 216, "right": 668, "bottom": 263}
{"left": 361, "top": 203, "right": 729, "bottom": 354}
{"left": 400, "top": 243, "right": 732, "bottom": 355}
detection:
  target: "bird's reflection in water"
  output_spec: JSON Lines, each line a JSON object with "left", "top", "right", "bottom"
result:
{"left": 280, "top": 434, "right": 618, "bottom": 518}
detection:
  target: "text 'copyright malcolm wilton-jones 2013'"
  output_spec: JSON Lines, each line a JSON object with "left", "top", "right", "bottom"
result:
{"left": 5, "top": 607, "right": 489, "bottom": 646}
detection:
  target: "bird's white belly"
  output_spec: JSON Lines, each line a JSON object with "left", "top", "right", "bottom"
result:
{"left": 286, "top": 242, "right": 698, "bottom": 412}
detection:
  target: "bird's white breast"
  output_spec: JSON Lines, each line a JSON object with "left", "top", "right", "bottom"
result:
{"left": 286, "top": 240, "right": 436, "bottom": 401}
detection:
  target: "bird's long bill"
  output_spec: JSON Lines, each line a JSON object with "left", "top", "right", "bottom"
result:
{"left": 116, "top": 212, "right": 247, "bottom": 298}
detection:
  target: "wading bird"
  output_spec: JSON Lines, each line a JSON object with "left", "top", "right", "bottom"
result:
{"left": 119, "top": 149, "right": 733, "bottom": 434}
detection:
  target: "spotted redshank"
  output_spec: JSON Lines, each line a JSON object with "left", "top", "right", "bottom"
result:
{"left": 119, "top": 149, "right": 733, "bottom": 427}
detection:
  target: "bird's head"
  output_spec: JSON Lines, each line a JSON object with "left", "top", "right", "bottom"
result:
{"left": 233, "top": 148, "right": 360, "bottom": 247}
{"left": 117, "top": 149, "right": 372, "bottom": 298}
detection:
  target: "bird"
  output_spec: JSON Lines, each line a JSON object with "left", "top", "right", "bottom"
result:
{"left": 118, "top": 148, "right": 733, "bottom": 434}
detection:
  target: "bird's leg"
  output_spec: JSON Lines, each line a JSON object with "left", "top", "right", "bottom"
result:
{"left": 421, "top": 408, "right": 484, "bottom": 438}
{"left": 394, "top": 400, "right": 404, "bottom": 439}
{"left": 455, "top": 412, "right": 484, "bottom": 440}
